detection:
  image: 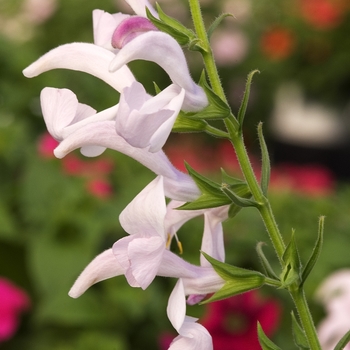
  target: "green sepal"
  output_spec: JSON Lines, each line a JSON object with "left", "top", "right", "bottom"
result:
{"left": 291, "top": 311, "right": 310, "bottom": 349}
{"left": 301, "top": 216, "right": 324, "bottom": 287}
{"left": 172, "top": 111, "right": 229, "bottom": 138}
{"left": 227, "top": 204, "right": 242, "bottom": 219}
{"left": 237, "top": 70, "right": 260, "bottom": 130}
{"left": 172, "top": 111, "right": 209, "bottom": 133}
{"left": 258, "top": 323, "right": 283, "bottom": 350}
{"left": 146, "top": 5, "right": 195, "bottom": 46}
{"left": 201, "top": 252, "right": 266, "bottom": 303}
{"left": 221, "top": 170, "right": 252, "bottom": 218}
{"left": 257, "top": 122, "right": 271, "bottom": 196}
{"left": 182, "top": 72, "right": 232, "bottom": 121}
{"left": 256, "top": 242, "right": 279, "bottom": 280}
{"left": 280, "top": 231, "right": 302, "bottom": 288}
{"left": 208, "top": 13, "right": 234, "bottom": 39}
{"left": 179, "top": 163, "right": 232, "bottom": 210}
{"left": 221, "top": 183, "right": 258, "bottom": 208}
{"left": 334, "top": 329, "right": 350, "bottom": 350}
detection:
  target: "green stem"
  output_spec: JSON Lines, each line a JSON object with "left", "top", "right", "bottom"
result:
{"left": 188, "top": 0, "right": 321, "bottom": 348}
{"left": 291, "top": 289, "right": 322, "bottom": 349}
{"left": 188, "top": 0, "right": 226, "bottom": 101}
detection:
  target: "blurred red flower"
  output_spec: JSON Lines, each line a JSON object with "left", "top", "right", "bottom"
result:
{"left": 0, "top": 278, "right": 30, "bottom": 343}
{"left": 270, "top": 163, "right": 334, "bottom": 196}
{"left": 201, "top": 291, "right": 281, "bottom": 350}
{"left": 299, "top": 0, "right": 345, "bottom": 29}
{"left": 261, "top": 27, "right": 295, "bottom": 60}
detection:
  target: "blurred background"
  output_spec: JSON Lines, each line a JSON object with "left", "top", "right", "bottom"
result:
{"left": 0, "top": 0, "right": 350, "bottom": 349}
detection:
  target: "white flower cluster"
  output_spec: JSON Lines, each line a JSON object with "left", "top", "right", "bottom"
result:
{"left": 23, "top": 1, "right": 229, "bottom": 348}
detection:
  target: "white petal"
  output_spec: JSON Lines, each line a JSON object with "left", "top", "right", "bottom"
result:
{"left": 163, "top": 174, "right": 200, "bottom": 202}
{"left": 167, "top": 279, "right": 186, "bottom": 332}
{"left": 169, "top": 319, "right": 213, "bottom": 350}
{"left": 68, "top": 249, "right": 124, "bottom": 298}
{"left": 23, "top": 43, "right": 135, "bottom": 92}
{"left": 148, "top": 88, "right": 185, "bottom": 152}
{"left": 158, "top": 251, "right": 225, "bottom": 295}
{"left": 40, "top": 88, "right": 79, "bottom": 140}
{"left": 125, "top": 0, "right": 158, "bottom": 17}
{"left": 200, "top": 206, "right": 229, "bottom": 267}
{"left": 164, "top": 201, "right": 206, "bottom": 238}
{"left": 53, "top": 121, "right": 200, "bottom": 201}
{"left": 109, "top": 31, "right": 208, "bottom": 112}
{"left": 93, "top": 9, "right": 129, "bottom": 50}
{"left": 119, "top": 176, "right": 166, "bottom": 239}
{"left": 128, "top": 235, "right": 165, "bottom": 289}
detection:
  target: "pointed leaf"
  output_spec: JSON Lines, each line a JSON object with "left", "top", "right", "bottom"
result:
{"left": 301, "top": 216, "right": 324, "bottom": 287}
{"left": 258, "top": 122, "right": 271, "bottom": 196}
{"left": 256, "top": 242, "right": 279, "bottom": 280}
{"left": 334, "top": 329, "right": 350, "bottom": 350}
{"left": 221, "top": 183, "right": 258, "bottom": 208}
{"left": 237, "top": 70, "right": 260, "bottom": 130}
{"left": 208, "top": 13, "right": 234, "bottom": 39}
{"left": 202, "top": 252, "right": 265, "bottom": 303}
{"left": 258, "top": 323, "right": 283, "bottom": 350}
{"left": 221, "top": 168, "right": 246, "bottom": 186}
{"left": 179, "top": 163, "right": 231, "bottom": 210}
{"left": 291, "top": 311, "right": 310, "bottom": 349}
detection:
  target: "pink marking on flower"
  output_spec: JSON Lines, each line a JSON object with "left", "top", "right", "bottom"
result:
{"left": 111, "top": 16, "right": 158, "bottom": 49}
{"left": 0, "top": 278, "right": 30, "bottom": 343}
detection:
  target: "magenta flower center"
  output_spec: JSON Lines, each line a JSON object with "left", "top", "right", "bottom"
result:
{"left": 112, "top": 16, "right": 158, "bottom": 49}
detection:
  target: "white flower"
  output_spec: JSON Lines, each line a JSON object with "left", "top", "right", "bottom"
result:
{"left": 116, "top": 81, "right": 185, "bottom": 152}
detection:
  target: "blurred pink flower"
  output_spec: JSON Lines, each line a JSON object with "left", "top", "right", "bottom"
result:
{"left": 86, "top": 179, "right": 113, "bottom": 199}
{"left": 37, "top": 132, "right": 59, "bottom": 158}
{"left": 0, "top": 278, "right": 30, "bottom": 343}
{"left": 201, "top": 291, "right": 281, "bottom": 350}
{"left": 211, "top": 30, "right": 248, "bottom": 66}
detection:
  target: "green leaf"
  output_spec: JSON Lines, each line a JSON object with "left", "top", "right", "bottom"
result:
{"left": 202, "top": 252, "right": 265, "bottom": 303}
{"left": 182, "top": 72, "right": 232, "bottom": 121}
{"left": 146, "top": 6, "right": 194, "bottom": 46}
{"left": 291, "top": 311, "right": 310, "bottom": 349}
{"left": 258, "top": 122, "right": 271, "bottom": 196}
{"left": 280, "top": 231, "right": 302, "bottom": 288}
{"left": 258, "top": 323, "right": 283, "bottom": 350}
{"left": 221, "top": 168, "right": 246, "bottom": 186}
{"left": 208, "top": 13, "right": 234, "bottom": 39}
{"left": 301, "top": 216, "right": 324, "bottom": 287}
{"left": 334, "top": 329, "right": 350, "bottom": 350}
{"left": 256, "top": 242, "right": 279, "bottom": 280}
{"left": 237, "top": 70, "right": 260, "bottom": 130}
{"left": 221, "top": 183, "right": 258, "bottom": 208}
{"left": 179, "top": 163, "right": 231, "bottom": 210}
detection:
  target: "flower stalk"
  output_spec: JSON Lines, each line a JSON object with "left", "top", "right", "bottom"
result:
{"left": 188, "top": 0, "right": 322, "bottom": 348}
